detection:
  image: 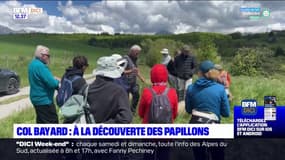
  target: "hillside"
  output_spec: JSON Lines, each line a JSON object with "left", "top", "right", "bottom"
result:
{"left": 0, "top": 32, "right": 285, "bottom": 87}
{"left": 0, "top": 34, "right": 126, "bottom": 86}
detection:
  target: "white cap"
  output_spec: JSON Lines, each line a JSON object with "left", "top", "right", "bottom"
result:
{"left": 160, "top": 48, "right": 169, "bottom": 55}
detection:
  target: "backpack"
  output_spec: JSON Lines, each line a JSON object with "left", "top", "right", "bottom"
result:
{"left": 60, "top": 85, "right": 95, "bottom": 124}
{"left": 56, "top": 75, "right": 81, "bottom": 107}
{"left": 148, "top": 88, "right": 172, "bottom": 123}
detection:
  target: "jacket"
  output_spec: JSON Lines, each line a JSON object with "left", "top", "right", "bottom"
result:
{"left": 122, "top": 55, "right": 137, "bottom": 86}
{"left": 166, "top": 59, "right": 177, "bottom": 76}
{"left": 28, "top": 58, "right": 59, "bottom": 106}
{"left": 185, "top": 77, "right": 230, "bottom": 120}
{"left": 138, "top": 64, "right": 178, "bottom": 123}
{"left": 87, "top": 76, "right": 132, "bottom": 124}
{"left": 62, "top": 67, "right": 87, "bottom": 95}
{"left": 174, "top": 53, "right": 197, "bottom": 80}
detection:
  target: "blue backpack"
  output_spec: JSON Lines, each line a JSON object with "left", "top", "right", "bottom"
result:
{"left": 56, "top": 75, "right": 81, "bottom": 107}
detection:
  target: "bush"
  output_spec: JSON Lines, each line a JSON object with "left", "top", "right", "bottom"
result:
{"left": 275, "top": 47, "right": 284, "bottom": 57}
{"left": 195, "top": 39, "right": 221, "bottom": 64}
{"left": 142, "top": 38, "right": 183, "bottom": 67}
{"left": 230, "top": 47, "right": 273, "bottom": 76}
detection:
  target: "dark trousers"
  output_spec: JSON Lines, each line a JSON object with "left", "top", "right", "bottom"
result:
{"left": 128, "top": 83, "right": 140, "bottom": 114}
{"left": 190, "top": 116, "right": 224, "bottom": 160}
{"left": 34, "top": 103, "right": 59, "bottom": 124}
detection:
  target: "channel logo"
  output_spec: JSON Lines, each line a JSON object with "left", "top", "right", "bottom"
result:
{"left": 13, "top": 7, "right": 43, "bottom": 20}
{"left": 240, "top": 7, "right": 270, "bottom": 20}
{"left": 241, "top": 99, "right": 257, "bottom": 115}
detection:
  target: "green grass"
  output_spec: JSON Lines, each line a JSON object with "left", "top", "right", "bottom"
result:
{"left": 0, "top": 95, "right": 29, "bottom": 105}
{"left": 0, "top": 34, "right": 127, "bottom": 87}
{"left": 0, "top": 107, "right": 35, "bottom": 138}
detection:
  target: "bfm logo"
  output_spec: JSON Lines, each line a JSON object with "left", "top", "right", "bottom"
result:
{"left": 241, "top": 99, "right": 257, "bottom": 115}
{"left": 13, "top": 7, "right": 43, "bottom": 20}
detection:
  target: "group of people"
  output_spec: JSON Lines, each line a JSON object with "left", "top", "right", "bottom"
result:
{"left": 28, "top": 44, "right": 231, "bottom": 160}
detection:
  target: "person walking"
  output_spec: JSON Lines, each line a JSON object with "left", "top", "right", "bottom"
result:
{"left": 185, "top": 60, "right": 230, "bottom": 160}
{"left": 122, "top": 44, "right": 146, "bottom": 114}
{"left": 138, "top": 64, "right": 178, "bottom": 160}
{"left": 174, "top": 45, "right": 197, "bottom": 101}
{"left": 59, "top": 56, "right": 89, "bottom": 123}
{"left": 28, "top": 45, "right": 60, "bottom": 124}
{"left": 88, "top": 55, "right": 132, "bottom": 124}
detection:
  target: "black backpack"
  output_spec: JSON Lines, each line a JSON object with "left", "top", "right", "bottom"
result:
{"left": 148, "top": 88, "right": 172, "bottom": 123}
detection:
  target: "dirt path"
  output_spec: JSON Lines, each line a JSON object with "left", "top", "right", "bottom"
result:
{"left": 0, "top": 74, "right": 187, "bottom": 120}
{"left": 0, "top": 74, "right": 95, "bottom": 120}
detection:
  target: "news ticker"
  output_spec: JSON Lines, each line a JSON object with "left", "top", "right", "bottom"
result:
{"left": 13, "top": 124, "right": 234, "bottom": 139}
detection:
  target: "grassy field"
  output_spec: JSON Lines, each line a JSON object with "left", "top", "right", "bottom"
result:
{"left": 0, "top": 34, "right": 127, "bottom": 87}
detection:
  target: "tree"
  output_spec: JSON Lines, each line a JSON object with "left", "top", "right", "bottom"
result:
{"left": 142, "top": 38, "right": 183, "bottom": 67}
{"left": 196, "top": 39, "right": 221, "bottom": 64}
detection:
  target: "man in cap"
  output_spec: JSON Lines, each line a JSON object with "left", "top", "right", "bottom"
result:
{"left": 122, "top": 44, "right": 146, "bottom": 114}
{"left": 87, "top": 55, "right": 132, "bottom": 124}
{"left": 185, "top": 60, "right": 230, "bottom": 160}
{"left": 174, "top": 45, "right": 197, "bottom": 101}
{"left": 28, "top": 45, "right": 60, "bottom": 123}
{"left": 161, "top": 48, "right": 178, "bottom": 90}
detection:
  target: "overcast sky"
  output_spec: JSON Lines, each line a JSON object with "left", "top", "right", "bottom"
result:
{"left": 1, "top": 0, "right": 285, "bottom": 34}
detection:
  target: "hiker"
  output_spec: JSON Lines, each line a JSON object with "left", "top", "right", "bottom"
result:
{"left": 174, "top": 45, "right": 197, "bottom": 101}
{"left": 161, "top": 48, "right": 178, "bottom": 90}
{"left": 138, "top": 64, "right": 178, "bottom": 123}
{"left": 215, "top": 64, "right": 233, "bottom": 101}
{"left": 112, "top": 54, "right": 129, "bottom": 92}
{"left": 122, "top": 44, "right": 146, "bottom": 114}
{"left": 59, "top": 56, "right": 89, "bottom": 123}
{"left": 87, "top": 55, "right": 132, "bottom": 124}
{"left": 28, "top": 45, "right": 60, "bottom": 124}
{"left": 138, "top": 64, "right": 178, "bottom": 160}
{"left": 185, "top": 60, "right": 230, "bottom": 160}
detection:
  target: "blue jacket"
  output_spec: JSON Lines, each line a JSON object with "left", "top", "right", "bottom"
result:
{"left": 185, "top": 77, "right": 230, "bottom": 120}
{"left": 28, "top": 58, "right": 59, "bottom": 106}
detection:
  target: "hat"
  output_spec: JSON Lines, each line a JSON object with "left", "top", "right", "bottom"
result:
{"left": 199, "top": 60, "right": 215, "bottom": 73}
{"left": 182, "top": 45, "right": 190, "bottom": 51}
{"left": 160, "top": 48, "right": 169, "bottom": 55}
{"left": 94, "top": 55, "right": 125, "bottom": 79}
{"left": 151, "top": 64, "right": 168, "bottom": 84}
{"left": 214, "top": 64, "right": 223, "bottom": 71}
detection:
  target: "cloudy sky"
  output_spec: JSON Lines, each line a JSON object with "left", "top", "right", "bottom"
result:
{"left": 1, "top": 0, "right": 285, "bottom": 34}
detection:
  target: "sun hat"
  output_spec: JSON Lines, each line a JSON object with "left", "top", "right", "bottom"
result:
{"left": 160, "top": 48, "right": 169, "bottom": 55}
{"left": 182, "top": 45, "right": 190, "bottom": 51}
{"left": 94, "top": 55, "right": 126, "bottom": 78}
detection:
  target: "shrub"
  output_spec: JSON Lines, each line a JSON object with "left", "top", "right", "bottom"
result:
{"left": 196, "top": 39, "right": 221, "bottom": 64}
{"left": 143, "top": 38, "right": 183, "bottom": 67}
{"left": 230, "top": 47, "right": 273, "bottom": 76}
